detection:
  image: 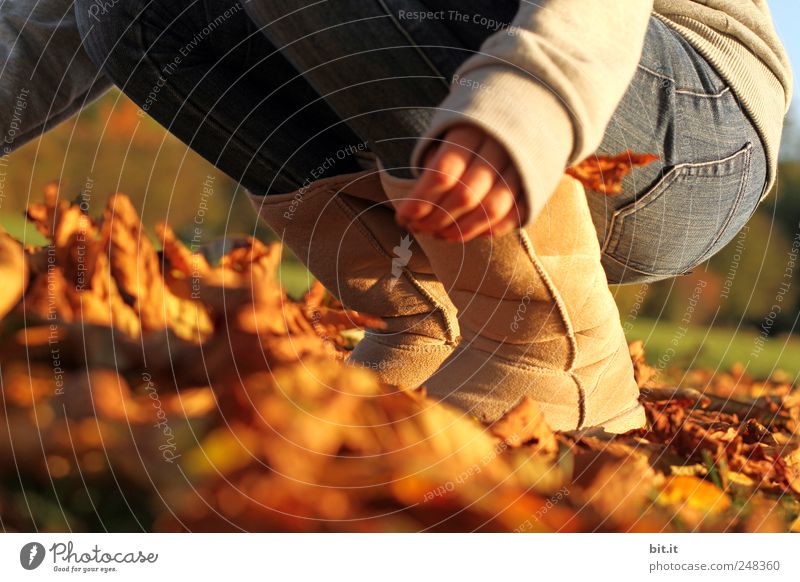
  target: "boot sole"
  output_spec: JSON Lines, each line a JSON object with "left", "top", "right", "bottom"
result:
{"left": 592, "top": 401, "right": 647, "bottom": 434}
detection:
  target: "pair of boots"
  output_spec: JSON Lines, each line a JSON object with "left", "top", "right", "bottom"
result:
{"left": 252, "top": 166, "right": 644, "bottom": 433}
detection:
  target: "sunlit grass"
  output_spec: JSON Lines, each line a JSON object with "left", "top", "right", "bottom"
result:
{"left": 278, "top": 259, "right": 313, "bottom": 299}
{"left": 0, "top": 214, "right": 48, "bottom": 246}
{"left": 624, "top": 317, "right": 800, "bottom": 381}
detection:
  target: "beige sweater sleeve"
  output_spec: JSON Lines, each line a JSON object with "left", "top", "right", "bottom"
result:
{"left": 411, "top": 0, "right": 653, "bottom": 225}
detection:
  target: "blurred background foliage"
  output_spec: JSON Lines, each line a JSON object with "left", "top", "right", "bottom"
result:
{"left": 0, "top": 90, "right": 272, "bottom": 247}
{"left": 1, "top": 89, "right": 799, "bottom": 379}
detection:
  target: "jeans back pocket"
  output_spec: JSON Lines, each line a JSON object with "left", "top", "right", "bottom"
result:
{"left": 602, "top": 142, "right": 754, "bottom": 280}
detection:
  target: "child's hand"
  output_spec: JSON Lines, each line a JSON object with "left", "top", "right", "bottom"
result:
{"left": 395, "top": 124, "right": 525, "bottom": 242}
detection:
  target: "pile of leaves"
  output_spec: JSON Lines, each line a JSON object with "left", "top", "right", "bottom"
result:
{"left": 0, "top": 179, "right": 798, "bottom": 533}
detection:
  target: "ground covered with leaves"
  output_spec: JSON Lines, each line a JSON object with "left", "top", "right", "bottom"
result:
{"left": 0, "top": 181, "right": 798, "bottom": 533}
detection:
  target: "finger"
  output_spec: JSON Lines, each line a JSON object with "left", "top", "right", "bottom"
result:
{"left": 422, "top": 142, "right": 439, "bottom": 167}
{"left": 395, "top": 126, "right": 484, "bottom": 223}
{"left": 486, "top": 169, "right": 525, "bottom": 239}
{"left": 396, "top": 141, "right": 473, "bottom": 226}
{"left": 487, "top": 209, "right": 522, "bottom": 239}
{"left": 410, "top": 137, "right": 510, "bottom": 233}
{"left": 394, "top": 144, "right": 441, "bottom": 227}
{"left": 438, "top": 166, "right": 522, "bottom": 242}
{"left": 437, "top": 187, "right": 515, "bottom": 242}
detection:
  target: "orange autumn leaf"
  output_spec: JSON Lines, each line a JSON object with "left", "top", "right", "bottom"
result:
{"left": 567, "top": 150, "right": 659, "bottom": 195}
{"left": 489, "top": 396, "right": 557, "bottom": 453}
{"left": 657, "top": 476, "right": 731, "bottom": 513}
{"left": 0, "top": 230, "right": 28, "bottom": 319}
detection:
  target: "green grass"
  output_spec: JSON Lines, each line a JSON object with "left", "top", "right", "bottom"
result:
{"left": 624, "top": 317, "right": 800, "bottom": 381}
{"left": 0, "top": 214, "right": 48, "bottom": 246}
{"left": 277, "top": 259, "right": 314, "bottom": 299}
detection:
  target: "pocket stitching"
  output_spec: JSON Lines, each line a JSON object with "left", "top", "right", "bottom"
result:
{"left": 693, "top": 143, "right": 753, "bottom": 265}
{"left": 602, "top": 143, "right": 753, "bottom": 276}
{"left": 636, "top": 64, "right": 731, "bottom": 98}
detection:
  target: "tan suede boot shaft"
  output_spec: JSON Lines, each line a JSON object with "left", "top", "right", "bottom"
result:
{"left": 250, "top": 171, "right": 459, "bottom": 388}
{"left": 379, "top": 171, "right": 645, "bottom": 433}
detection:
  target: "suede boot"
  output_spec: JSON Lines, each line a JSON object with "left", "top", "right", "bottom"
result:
{"left": 379, "top": 171, "right": 645, "bottom": 433}
{"left": 250, "top": 171, "right": 459, "bottom": 388}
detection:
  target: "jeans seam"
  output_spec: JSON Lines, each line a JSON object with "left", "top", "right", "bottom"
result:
{"left": 375, "top": 0, "right": 451, "bottom": 90}
{"left": 601, "top": 169, "right": 681, "bottom": 255}
{"left": 636, "top": 63, "right": 730, "bottom": 98}
{"left": 134, "top": 10, "right": 307, "bottom": 189}
{"left": 675, "top": 86, "right": 731, "bottom": 98}
{"left": 636, "top": 63, "right": 676, "bottom": 84}
{"left": 601, "top": 250, "right": 676, "bottom": 280}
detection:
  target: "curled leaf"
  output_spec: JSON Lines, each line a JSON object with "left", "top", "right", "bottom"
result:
{"left": 567, "top": 151, "right": 659, "bottom": 196}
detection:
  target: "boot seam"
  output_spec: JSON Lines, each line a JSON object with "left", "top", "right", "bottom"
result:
{"left": 519, "top": 229, "right": 585, "bottom": 429}
{"left": 358, "top": 334, "right": 457, "bottom": 353}
{"left": 254, "top": 173, "right": 364, "bottom": 207}
{"left": 334, "top": 196, "right": 460, "bottom": 344}
{"left": 255, "top": 174, "right": 459, "bottom": 344}
{"left": 595, "top": 401, "right": 645, "bottom": 431}
{"left": 404, "top": 277, "right": 460, "bottom": 343}
{"left": 518, "top": 230, "right": 578, "bottom": 367}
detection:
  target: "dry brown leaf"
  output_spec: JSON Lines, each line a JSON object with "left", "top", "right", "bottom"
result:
{"left": 24, "top": 265, "right": 75, "bottom": 321}
{"left": 156, "top": 223, "right": 209, "bottom": 277}
{"left": 25, "top": 181, "right": 67, "bottom": 238}
{"left": 567, "top": 151, "right": 659, "bottom": 196}
{"left": 0, "top": 230, "right": 28, "bottom": 319}
{"left": 490, "top": 396, "right": 557, "bottom": 453}
{"left": 103, "top": 193, "right": 167, "bottom": 331}
{"left": 629, "top": 340, "right": 657, "bottom": 387}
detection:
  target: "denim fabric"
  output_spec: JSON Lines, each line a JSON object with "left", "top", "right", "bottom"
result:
{"left": 76, "top": 0, "right": 767, "bottom": 284}
{"left": 74, "top": 0, "right": 364, "bottom": 195}
{"left": 0, "top": 0, "right": 111, "bottom": 154}
{"left": 589, "top": 18, "right": 767, "bottom": 284}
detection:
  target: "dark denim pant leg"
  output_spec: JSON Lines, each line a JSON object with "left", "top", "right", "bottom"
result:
{"left": 242, "top": 0, "right": 521, "bottom": 177}
{"left": 74, "top": 0, "right": 364, "bottom": 196}
{"left": 246, "top": 1, "right": 767, "bottom": 284}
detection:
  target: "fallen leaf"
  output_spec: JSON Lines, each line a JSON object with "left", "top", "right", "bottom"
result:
{"left": 0, "top": 231, "right": 29, "bottom": 319}
{"left": 567, "top": 151, "right": 659, "bottom": 196}
{"left": 658, "top": 475, "right": 731, "bottom": 513}
{"left": 490, "top": 396, "right": 557, "bottom": 453}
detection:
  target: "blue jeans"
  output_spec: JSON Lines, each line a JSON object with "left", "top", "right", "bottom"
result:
{"left": 75, "top": 0, "right": 767, "bottom": 284}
